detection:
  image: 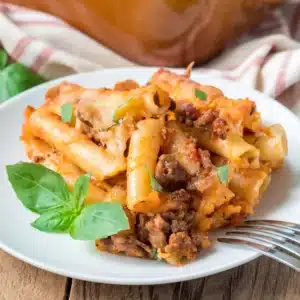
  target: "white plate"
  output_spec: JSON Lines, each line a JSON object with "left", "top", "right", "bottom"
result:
{"left": 0, "top": 68, "right": 300, "bottom": 285}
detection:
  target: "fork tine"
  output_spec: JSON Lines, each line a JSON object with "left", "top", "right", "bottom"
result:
{"left": 245, "top": 220, "right": 300, "bottom": 233}
{"left": 226, "top": 230, "right": 300, "bottom": 258}
{"left": 218, "top": 237, "right": 300, "bottom": 271}
{"left": 230, "top": 226, "right": 300, "bottom": 246}
{"left": 237, "top": 225, "right": 300, "bottom": 243}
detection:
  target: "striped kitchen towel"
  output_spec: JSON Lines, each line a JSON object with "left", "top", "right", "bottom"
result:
{"left": 0, "top": 2, "right": 300, "bottom": 105}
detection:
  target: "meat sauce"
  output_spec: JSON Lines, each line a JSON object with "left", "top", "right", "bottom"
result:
{"left": 178, "top": 104, "right": 229, "bottom": 140}
{"left": 96, "top": 189, "right": 210, "bottom": 264}
{"left": 91, "top": 96, "right": 226, "bottom": 264}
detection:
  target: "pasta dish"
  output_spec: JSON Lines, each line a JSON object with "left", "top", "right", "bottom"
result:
{"left": 20, "top": 67, "right": 287, "bottom": 266}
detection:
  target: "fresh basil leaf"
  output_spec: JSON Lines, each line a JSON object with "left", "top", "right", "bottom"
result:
{"left": 0, "top": 63, "right": 44, "bottom": 102}
{"left": 216, "top": 164, "right": 229, "bottom": 184}
{"left": 145, "top": 165, "right": 163, "bottom": 192}
{"left": 70, "top": 202, "right": 129, "bottom": 240}
{"left": 152, "top": 248, "right": 158, "bottom": 259}
{"left": 6, "top": 162, "right": 72, "bottom": 214}
{"left": 0, "top": 50, "right": 8, "bottom": 70}
{"left": 32, "top": 209, "right": 77, "bottom": 233}
{"left": 150, "top": 173, "right": 163, "bottom": 192}
{"left": 73, "top": 174, "right": 91, "bottom": 210}
{"left": 61, "top": 103, "right": 73, "bottom": 123}
{"left": 194, "top": 89, "right": 207, "bottom": 101}
{"left": 112, "top": 113, "right": 120, "bottom": 124}
{"left": 152, "top": 248, "right": 162, "bottom": 260}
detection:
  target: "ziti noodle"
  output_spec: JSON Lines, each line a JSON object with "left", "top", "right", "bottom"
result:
{"left": 21, "top": 68, "right": 287, "bottom": 266}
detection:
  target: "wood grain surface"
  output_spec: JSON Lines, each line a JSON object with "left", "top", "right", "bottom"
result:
{"left": 1, "top": 84, "right": 300, "bottom": 300}
{"left": 68, "top": 256, "right": 300, "bottom": 300}
{"left": 1, "top": 249, "right": 300, "bottom": 300}
{"left": 0, "top": 250, "right": 67, "bottom": 300}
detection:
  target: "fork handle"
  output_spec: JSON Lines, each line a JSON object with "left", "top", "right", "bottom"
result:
{"left": 218, "top": 237, "right": 300, "bottom": 272}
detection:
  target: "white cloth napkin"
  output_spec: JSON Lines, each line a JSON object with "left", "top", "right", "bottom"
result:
{"left": 0, "top": 2, "right": 300, "bottom": 103}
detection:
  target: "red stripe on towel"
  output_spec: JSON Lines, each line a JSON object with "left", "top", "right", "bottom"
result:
{"left": 10, "top": 37, "right": 34, "bottom": 60}
{"left": 31, "top": 47, "right": 53, "bottom": 72}
{"left": 275, "top": 52, "right": 293, "bottom": 96}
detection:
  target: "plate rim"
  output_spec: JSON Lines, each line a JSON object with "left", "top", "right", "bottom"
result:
{"left": 0, "top": 241, "right": 260, "bottom": 285}
{"left": 1, "top": 67, "right": 299, "bottom": 285}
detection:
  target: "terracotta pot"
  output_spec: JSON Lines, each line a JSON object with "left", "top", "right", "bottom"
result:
{"left": 4, "top": 0, "right": 285, "bottom": 66}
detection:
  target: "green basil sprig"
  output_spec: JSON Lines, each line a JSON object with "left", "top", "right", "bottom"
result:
{"left": 6, "top": 163, "right": 129, "bottom": 239}
{"left": 61, "top": 103, "right": 73, "bottom": 123}
{"left": 0, "top": 49, "right": 45, "bottom": 103}
{"left": 194, "top": 89, "right": 207, "bottom": 101}
{"left": 216, "top": 164, "right": 229, "bottom": 184}
{"left": 0, "top": 50, "right": 8, "bottom": 70}
{"left": 151, "top": 248, "right": 162, "bottom": 260}
{"left": 6, "top": 162, "right": 72, "bottom": 214}
{"left": 150, "top": 173, "right": 163, "bottom": 192}
{"left": 145, "top": 165, "right": 163, "bottom": 192}
{"left": 32, "top": 209, "right": 78, "bottom": 233}
{"left": 70, "top": 203, "right": 129, "bottom": 240}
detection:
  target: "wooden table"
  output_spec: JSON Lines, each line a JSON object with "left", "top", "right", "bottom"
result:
{"left": 1, "top": 84, "right": 300, "bottom": 300}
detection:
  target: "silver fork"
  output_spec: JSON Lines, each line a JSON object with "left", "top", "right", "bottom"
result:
{"left": 217, "top": 220, "right": 300, "bottom": 271}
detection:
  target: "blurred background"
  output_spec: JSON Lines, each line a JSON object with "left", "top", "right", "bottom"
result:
{"left": 1, "top": 0, "right": 289, "bottom": 66}
{"left": 0, "top": 0, "right": 300, "bottom": 105}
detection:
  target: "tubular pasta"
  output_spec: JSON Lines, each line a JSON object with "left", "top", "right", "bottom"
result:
{"left": 19, "top": 67, "right": 288, "bottom": 266}
{"left": 246, "top": 124, "right": 287, "bottom": 169}
{"left": 196, "top": 180, "right": 235, "bottom": 231}
{"left": 127, "top": 119, "right": 164, "bottom": 212}
{"left": 45, "top": 82, "right": 84, "bottom": 116}
{"left": 183, "top": 125, "right": 259, "bottom": 165}
{"left": 229, "top": 167, "right": 271, "bottom": 214}
{"left": 150, "top": 68, "right": 223, "bottom": 109}
{"left": 23, "top": 137, "right": 115, "bottom": 204}
{"left": 28, "top": 108, "right": 126, "bottom": 180}
{"left": 198, "top": 204, "right": 242, "bottom": 232}
{"left": 46, "top": 83, "right": 170, "bottom": 131}
{"left": 210, "top": 97, "right": 262, "bottom": 135}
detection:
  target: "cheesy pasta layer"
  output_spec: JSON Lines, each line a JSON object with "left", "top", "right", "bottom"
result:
{"left": 21, "top": 68, "right": 287, "bottom": 266}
